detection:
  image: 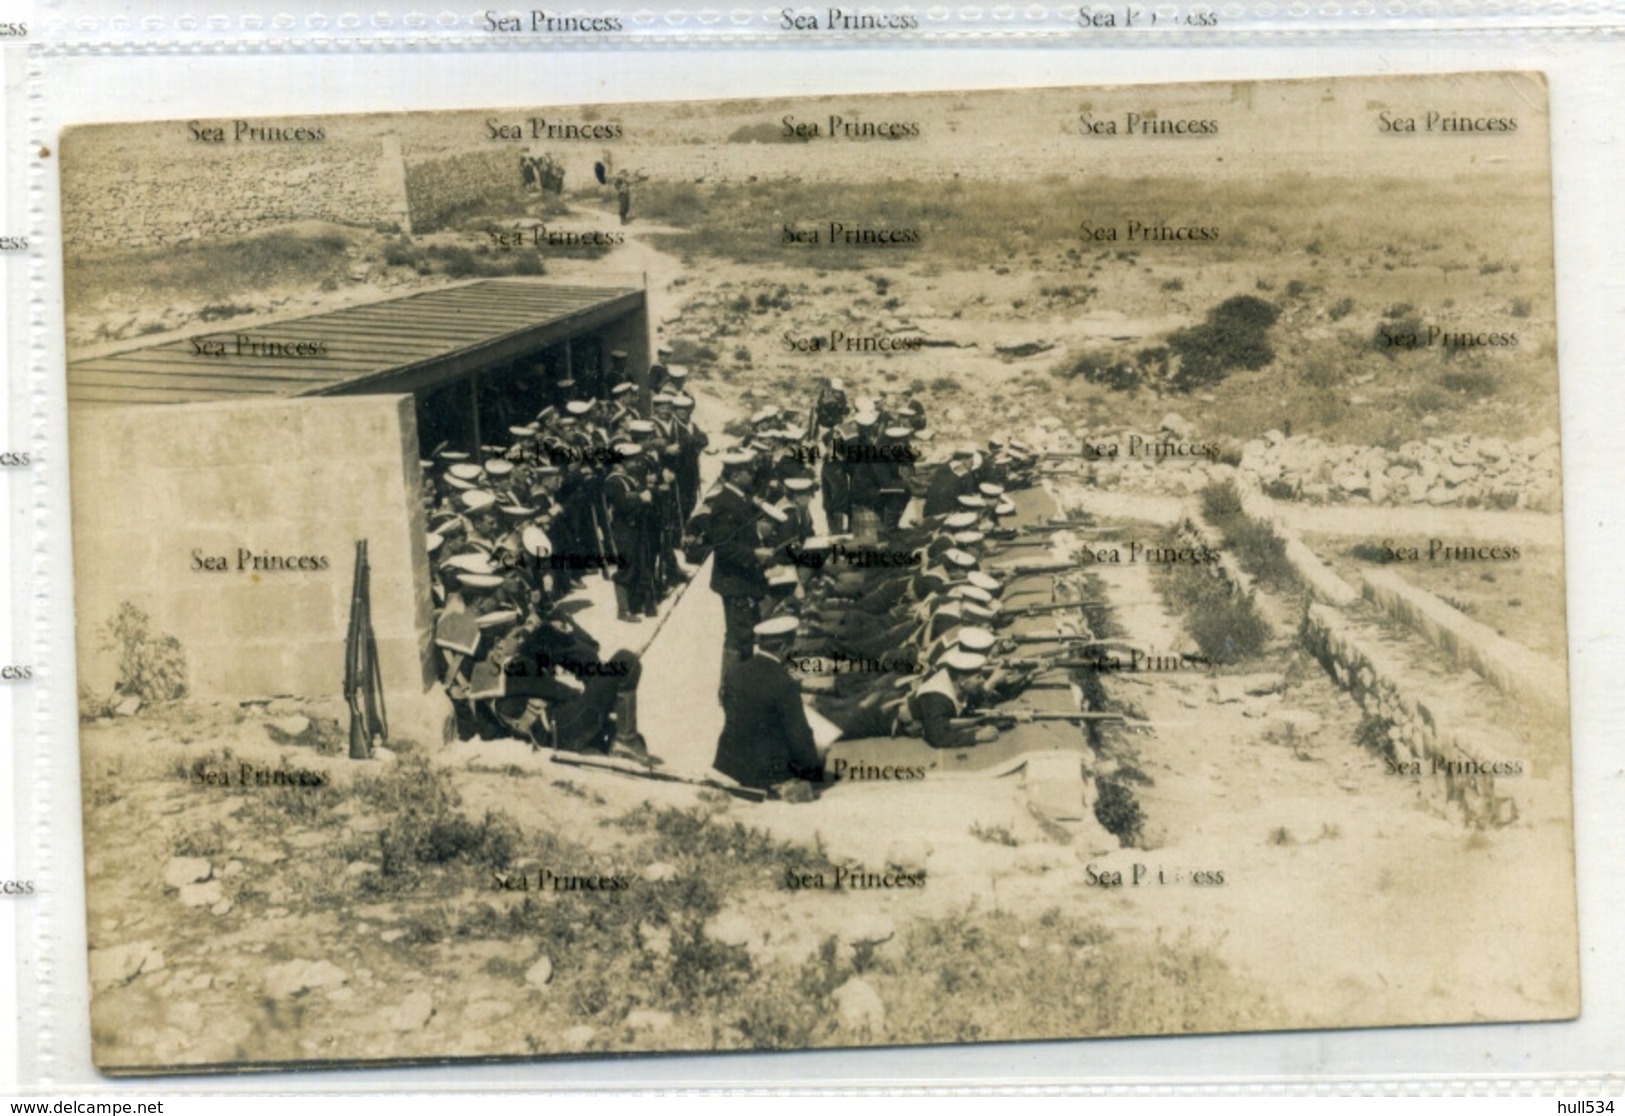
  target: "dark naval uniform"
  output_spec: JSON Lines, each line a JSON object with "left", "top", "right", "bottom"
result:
{"left": 708, "top": 482, "right": 769, "bottom": 661}
{"left": 713, "top": 649, "right": 822, "bottom": 791}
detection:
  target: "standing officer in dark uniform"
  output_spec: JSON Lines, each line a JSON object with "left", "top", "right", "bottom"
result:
{"left": 713, "top": 615, "right": 822, "bottom": 799}
{"left": 708, "top": 452, "right": 771, "bottom": 689}
{"left": 604, "top": 443, "right": 654, "bottom": 621}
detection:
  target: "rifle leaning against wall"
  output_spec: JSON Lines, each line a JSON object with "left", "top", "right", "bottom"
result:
{"left": 344, "top": 539, "right": 389, "bottom": 759}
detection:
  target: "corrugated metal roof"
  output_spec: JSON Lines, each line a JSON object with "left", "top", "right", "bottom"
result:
{"left": 68, "top": 278, "right": 644, "bottom": 407}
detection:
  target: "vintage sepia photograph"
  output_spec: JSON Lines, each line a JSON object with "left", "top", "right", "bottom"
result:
{"left": 61, "top": 72, "right": 1575, "bottom": 1073}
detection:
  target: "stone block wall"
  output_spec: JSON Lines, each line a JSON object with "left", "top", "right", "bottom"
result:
{"left": 70, "top": 396, "right": 438, "bottom": 733}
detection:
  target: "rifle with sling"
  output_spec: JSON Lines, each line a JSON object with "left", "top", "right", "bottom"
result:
{"left": 550, "top": 751, "right": 769, "bottom": 802}
{"left": 1004, "top": 599, "right": 1102, "bottom": 618}
{"left": 948, "top": 709, "right": 1126, "bottom": 730}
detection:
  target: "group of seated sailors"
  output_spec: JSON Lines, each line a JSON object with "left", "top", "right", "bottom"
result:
{"left": 422, "top": 363, "right": 707, "bottom": 758}
{"left": 704, "top": 381, "right": 1084, "bottom": 797}
{"left": 418, "top": 363, "right": 1079, "bottom": 795}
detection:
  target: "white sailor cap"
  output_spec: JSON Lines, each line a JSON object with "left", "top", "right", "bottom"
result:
{"left": 957, "top": 627, "right": 997, "bottom": 651}
{"left": 784, "top": 476, "right": 816, "bottom": 493}
{"left": 830, "top": 377, "right": 845, "bottom": 390}
{"left": 950, "top": 584, "right": 993, "bottom": 604}
{"left": 460, "top": 490, "right": 498, "bottom": 513}
{"left": 612, "top": 382, "right": 636, "bottom": 396}
{"left": 484, "top": 459, "right": 515, "bottom": 477}
{"left": 614, "top": 442, "right": 643, "bottom": 458}
{"left": 673, "top": 394, "right": 696, "bottom": 409}
{"left": 758, "top": 502, "right": 789, "bottom": 524}
{"left": 995, "top": 500, "right": 1017, "bottom": 517}
{"left": 766, "top": 566, "right": 800, "bottom": 588}
{"left": 951, "top": 530, "right": 985, "bottom": 545}
{"left": 801, "top": 535, "right": 834, "bottom": 551}
{"left": 667, "top": 365, "right": 690, "bottom": 380}
{"left": 960, "top": 602, "right": 996, "bottom": 622}
{"left": 884, "top": 426, "right": 913, "bottom": 439}
{"left": 425, "top": 532, "right": 445, "bottom": 554}
{"left": 943, "top": 548, "right": 978, "bottom": 568}
{"left": 444, "top": 474, "right": 475, "bottom": 491}
{"left": 967, "top": 571, "right": 1001, "bottom": 592}
{"left": 721, "top": 451, "right": 755, "bottom": 468}
{"left": 957, "top": 494, "right": 988, "bottom": 508}
{"left": 565, "top": 400, "right": 594, "bottom": 415}
{"left": 854, "top": 410, "right": 880, "bottom": 427}
{"left": 652, "top": 393, "right": 676, "bottom": 405}
{"left": 522, "top": 525, "right": 552, "bottom": 559}
{"left": 443, "top": 553, "right": 495, "bottom": 575}
{"left": 941, "top": 649, "right": 988, "bottom": 671}
{"left": 978, "top": 482, "right": 1005, "bottom": 497}
{"left": 754, "top": 615, "right": 800, "bottom": 639}
{"left": 751, "top": 406, "right": 780, "bottom": 425}
{"left": 943, "top": 511, "right": 979, "bottom": 529}
{"left": 439, "top": 449, "right": 472, "bottom": 462}
{"left": 508, "top": 425, "right": 539, "bottom": 439}
{"left": 459, "top": 573, "right": 505, "bottom": 591}
{"left": 476, "top": 608, "right": 521, "bottom": 630}
{"left": 629, "top": 419, "right": 656, "bottom": 434}
{"left": 449, "top": 463, "right": 484, "bottom": 481}
{"left": 498, "top": 503, "right": 535, "bottom": 518}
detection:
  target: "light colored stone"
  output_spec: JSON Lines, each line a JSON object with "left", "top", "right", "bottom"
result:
{"left": 88, "top": 941, "right": 165, "bottom": 991}
{"left": 638, "top": 921, "right": 672, "bottom": 958}
{"left": 267, "top": 715, "right": 311, "bottom": 740}
{"left": 706, "top": 909, "right": 755, "bottom": 947}
{"left": 163, "top": 856, "right": 213, "bottom": 889}
{"left": 264, "top": 959, "right": 349, "bottom": 999}
{"left": 625, "top": 1008, "right": 673, "bottom": 1032}
{"left": 390, "top": 991, "right": 435, "bottom": 1031}
{"left": 465, "top": 1000, "right": 513, "bottom": 1025}
{"left": 178, "top": 880, "right": 223, "bottom": 908}
{"left": 524, "top": 955, "right": 554, "bottom": 990}
{"left": 834, "top": 976, "right": 886, "bottom": 1033}
{"left": 562, "top": 1025, "right": 597, "bottom": 1051}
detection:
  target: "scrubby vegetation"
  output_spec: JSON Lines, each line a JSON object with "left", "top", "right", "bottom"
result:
{"left": 98, "top": 601, "right": 188, "bottom": 707}
{"left": 1199, "top": 480, "right": 1299, "bottom": 592}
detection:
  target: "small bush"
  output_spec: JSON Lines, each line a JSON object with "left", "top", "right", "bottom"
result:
{"left": 1328, "top": 297, "right": 1354, "bottom": 321}
{"left": 382, "top": 238, "right": 421, "bottom": 268}
{"left": 100, "top": 602, "right": 188, "bottom": 704}
{"left": 1166, "top": 294, "right": 1280, "bottom": 392}
{"left": 1437, "top": 365, "right": 1500, "bottom": 399}
{"left": 727, "top": 122, "right": 808, "bottom": 144}
{"left": 1093, "top": 780, "right": 1143, "bottom": 847}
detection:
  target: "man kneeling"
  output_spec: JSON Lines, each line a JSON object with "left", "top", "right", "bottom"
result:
{"left": 713, "top": 616, "right": 823, "bottom": 801}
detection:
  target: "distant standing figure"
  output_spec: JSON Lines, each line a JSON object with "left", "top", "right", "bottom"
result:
{"left": 613, "top": 171, "right": 633, "bottom": 225}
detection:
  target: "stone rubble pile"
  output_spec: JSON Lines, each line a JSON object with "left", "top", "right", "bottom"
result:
{"left": 1019, "top": 409, "right": 1561, "bottom": 511}
{"left": 1239, "top": 428, "right": 1561, "bottom": 511}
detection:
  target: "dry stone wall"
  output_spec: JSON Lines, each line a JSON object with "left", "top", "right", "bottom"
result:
{"left": 63, "top": 139, "right": 399, "bottom": 249}
{"left": 402, "top": 149, "right": 523, "bottom": 233}
{"left": 1302, "top": 604, "right": 1518, "bottom": 828}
